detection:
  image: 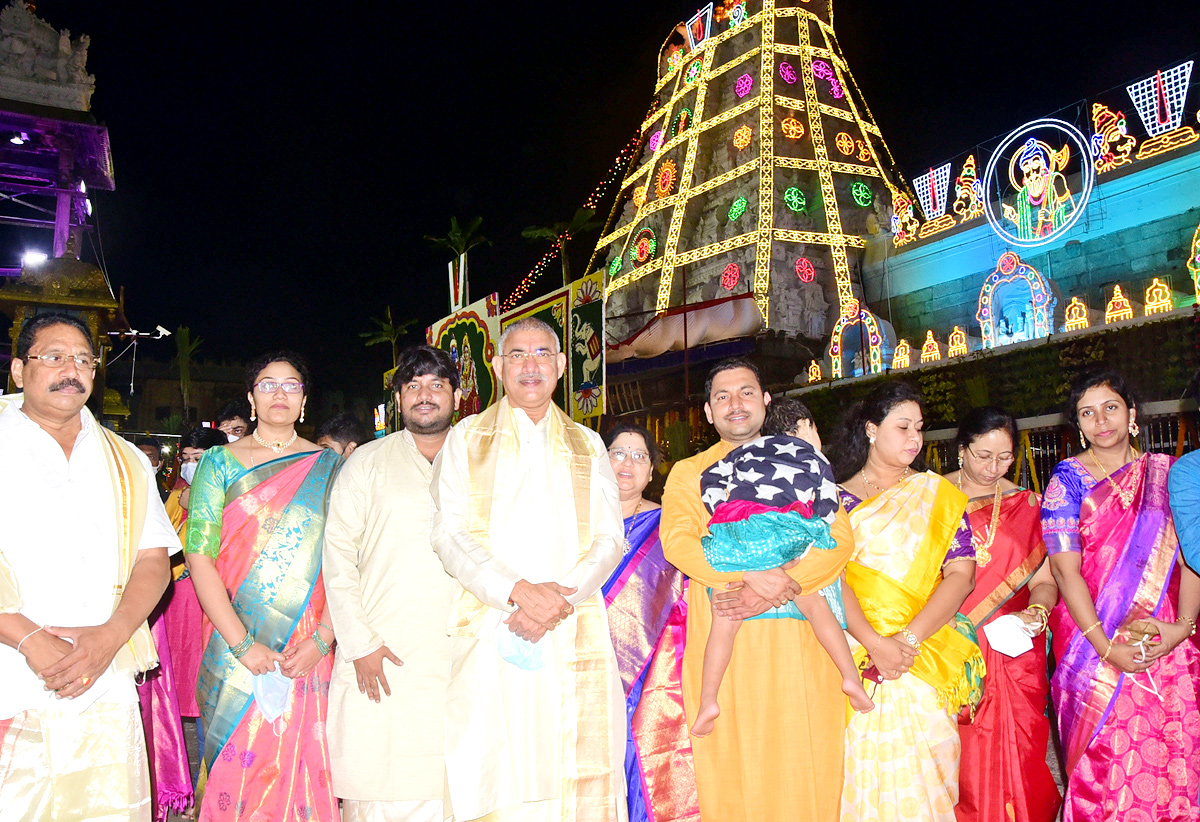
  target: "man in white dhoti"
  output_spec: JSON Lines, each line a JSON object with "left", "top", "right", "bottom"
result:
{"left": 323, "top": 345, "right": 463, "bottom": 822}
{"left": 430, "top": 317, "right": 627, "bottom": 822}
{"left": 0, "top": 312, "right": 176, "bottom": 821}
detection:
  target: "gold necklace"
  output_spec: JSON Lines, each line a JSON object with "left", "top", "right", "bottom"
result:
{"left": 1087, "top": 446, "right": 1135, "bottom": 508}
{"left": 968, "top": 484, "right": 1002, "bottom": 567}
{"left": 253, "top": 428, "right": 298, "bottom": 454}
{"left": 622, "top": 499, "right": 643, "bottom": 554}
{"left": 860, "top": 465, "right": 910, "bottom": 495}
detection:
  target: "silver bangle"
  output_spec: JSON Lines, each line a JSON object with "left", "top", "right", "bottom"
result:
{"left": 15, "top": 625, "right": 44, "bottom": 654}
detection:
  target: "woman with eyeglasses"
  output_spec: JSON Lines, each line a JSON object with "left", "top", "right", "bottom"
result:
{"left": 942, "top": 407, "right": 1060, "bottom": 822}
{"left": 600, "top": 423, "right": 699, "bottom": 822}
{"left": 1041, "top": 370, "right": 1200, "bottom": 821}
{"left": 184, "top": 352, "right": 343, "bottom": 821}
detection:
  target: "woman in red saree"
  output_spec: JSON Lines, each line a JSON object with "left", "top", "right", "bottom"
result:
{"left": 944, "top": 407, "right": 1060, "bottom": 822}
{"left": 185, "top": 353, "right": 341, "bottom": 821}
{"left": 1042, "top": 370, "right": 1200, "bottom": 822}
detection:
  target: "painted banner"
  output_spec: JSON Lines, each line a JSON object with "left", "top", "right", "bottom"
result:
{"left": 500, "top": 270, "right": 605, "bottom": 424}
{"left": 427, "top": 293, "right": 500, "bottom": 421}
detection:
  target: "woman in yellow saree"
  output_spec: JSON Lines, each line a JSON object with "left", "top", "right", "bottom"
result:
{"left": 827, "top": 382, "right": 984, "bottom": 822}
{"left": 185, "top": 353, "right": 342, "bottom": 821}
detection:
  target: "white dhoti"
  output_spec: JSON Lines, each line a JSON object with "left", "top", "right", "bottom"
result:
{"left": 0, "top": 702, "right": 150, "bottom": 822}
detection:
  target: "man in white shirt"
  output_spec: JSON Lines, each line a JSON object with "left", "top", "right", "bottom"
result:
{"left": 0, "top": 312, "right": 177, "bottom": 821}
{"left": 323, "top": 345, "right": 462, "bottom": 822}
{"left": 430, "top": 318, "right": 626, "bottom": 822}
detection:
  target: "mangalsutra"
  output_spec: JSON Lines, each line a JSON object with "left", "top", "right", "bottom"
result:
{"left": 970, "top": 484, "right": 1002, "bottom": 567}
{"left": 623, "top": 499, "right": 643, "bottom": 554}
{"left": 253, "top": 429, "right": 298, "bottom": 454}
{"left": 1087, "top": 447, "right": 1136, "bottom": 508}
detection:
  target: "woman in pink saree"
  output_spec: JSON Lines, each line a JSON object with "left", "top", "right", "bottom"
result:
{"left": 185, "top": 353, "right": 341, "bottom": 821}
{"left": 1042, "top": 370, "right": 1200, "bottom": 822}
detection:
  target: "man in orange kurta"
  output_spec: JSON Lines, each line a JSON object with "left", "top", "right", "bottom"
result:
{"left": 661, "top": 359, "right": 855, "bottom": 822}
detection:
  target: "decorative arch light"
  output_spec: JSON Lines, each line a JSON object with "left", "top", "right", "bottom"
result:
{"left": 828, "top": 300, "right": 883, "bottom": 379}
{"left": 1064, "top": 296, "right": 1089, "bottom": 331}
{"left": 1188, "top": 220, "right": 1200, "bottom": 299}
{"left": 948, "top": 326, "right": 968, "bottom": 357}
{"left": 795, "top": 257, "right": 815, "bottom": 282}
{"left": 1105, "top": 285, "right": 1133, "bottom": 323}
{"left": 734, "top": 73, "right": 754, "bottom": 98}
{"left": 976, "top": 251, "right": 1054, "bottom": 349}
{"left": 733, "top": 124, "right": 753, "bottom": 151}
{"left": 721, "top": 263, "right": 741, "bottom": 290}
{"left": 781, "top": 117, "right": 805, "bottom": 140}
{"left": 728, "top": 196, "right": 748, "bottom": 221}
{"left": 891, "top": 339, "right": 911, "bottom": 369}
{"left": 920, "top": 330, "right": 941, "bottom": 363}
{"left": 1144, "top": 277, "right": 1173, "bottom": 314}
{"left": 655, "top": 160, "right": 678, "bottom": 198}
{"left": 630, "top": 227, "right": 657, "bottom": 268}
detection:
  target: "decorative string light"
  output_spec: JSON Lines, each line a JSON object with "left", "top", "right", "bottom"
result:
{"left": 834, "top": 132, "right": 855, "bottom": 156}
{"left": 795, "top": 257, "right": 815, "bottom": 282}
{"left": 609, "top": 256, "right": 623, "bottom": 277}
{"left": 784, "top": 186, "right": 807, "bottom": 214}
{"left": 631, "top": 227, "right": 657, "bottom": 267}
{"left": 656, "top": 159, "right": 678, "bottom": 198}
{"left": 952, "top": 155, "right": 984, "bottom": 222}
{"left": 721, "top": 262, "right": 741, "bottom": 290}
{"left": 1090, "top": 103, "right": 1136, "bottom": 174}
{"left": 892, "top": 339, "right": 911, "bottom": 369}
{"left": 920, "top": 330, "right": 941, "bottom": 363}
{"left": 632, "top": 185, "right": 647, "bottom": 207}
{"left": 811, "top": 60, "right": 844, "bottom": 98}
{"left": 735, "top": 73, "right": 754, "bottom": 98}
{"left": 1104, "top": 285, "right": 1133, "bottom": 323}
{"left": 1064, "top": 296, "right": 1089, "bottom": 331}
{"left": 828, "top": 300, "right": 883, "bottom": 378}
{"left": 733, "top": 124, "right": 753, "bottom": 150}
{"left": 648, "top": 130, "right": 664, "bottom": 152}
{"left": 685, "top": 59, "right": 703, "bottom": 85}
{"left": 1144, "top": 277, "right": 1173, "bottom": 314}
{"left": 976, "top": 252, "right": 1052, "bottom": 349}
{"left": 728, "top": 196, "right": 748, "bottom": 220}
{"left": 807, "top": 359, "right": 821, "bottom": 383}
{"left": 948, "top": 326, "right": 968, "bottom": 357}
{"left": 781, "top": 117, "right": 805, "bottom": 140}
{"left": 672, "top": 108, "right": 693, "bottom": 138}
{"left": 851, "top": 181, "right": 872, "bottom": 207}
{"left": 779, "top": 62, "right": 797, "bottom": 84}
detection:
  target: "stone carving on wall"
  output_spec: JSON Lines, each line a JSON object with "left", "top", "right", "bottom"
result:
{"left": 0, "top": 1, "right": 94, "bottom": 111}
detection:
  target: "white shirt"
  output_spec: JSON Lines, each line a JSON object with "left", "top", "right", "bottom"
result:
{"left": 0, "top": 400, "right": 181, "bottom": 718}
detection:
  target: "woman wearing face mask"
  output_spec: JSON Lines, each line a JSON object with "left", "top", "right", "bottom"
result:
{"left": 943, "top": 407, "right": 1060, "bottom": 822}
{"left": 600, "top": 422, "right": 699, "bottom": 822}
{"left": 1041, "top": 370, "right": 1200, "bottom": 821}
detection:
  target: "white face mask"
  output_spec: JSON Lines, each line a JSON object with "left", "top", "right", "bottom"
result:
{"left": 179, "top": 462, "right": 199, "bottom": 484}
{"left": 225, "top": 434, "right": 240, "bottom": 443}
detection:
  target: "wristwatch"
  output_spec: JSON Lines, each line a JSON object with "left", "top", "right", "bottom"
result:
{"left": 899, "top": 628, "right": 921, "bottom": 649}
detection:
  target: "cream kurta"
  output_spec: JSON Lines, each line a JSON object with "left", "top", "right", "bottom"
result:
{"left": 322, "top": 430, "right": 456, "bottom": 802}
{"left": 430, "top": 400, "right": 626, "bottom": 821}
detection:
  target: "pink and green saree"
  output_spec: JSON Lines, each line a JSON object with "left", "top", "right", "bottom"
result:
{"left": 1041, "top": 452, "right": 1200, "bottom": 821}
{"left": 185, "top": 447, "right": 342, "bottom": 822}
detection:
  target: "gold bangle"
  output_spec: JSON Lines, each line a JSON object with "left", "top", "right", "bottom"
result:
{"left": 1081, "top": 620, "right": 1103, "bottom": 637}
{"left": 1177, "top": 616, "right": 1197, "bottom": 637}
{"left": 1026, "top": 604, "right": 1049, "bottom": 616}
{"left": 869, "top": 633, "right": 883, "bottom": 656}
{"left": 1100, "top": 640, "right": 1114, "bottom": 662}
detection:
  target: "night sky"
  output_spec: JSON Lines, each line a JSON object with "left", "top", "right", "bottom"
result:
{"left": 21, "top": 1, "right": 1199, "bottom": 401}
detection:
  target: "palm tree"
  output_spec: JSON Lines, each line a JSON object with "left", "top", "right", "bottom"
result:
{"left": 172, "top": 326, "right": 201, "bottom": 424}
{"left": 425, "top": 216, "right": 492, "bottom": 309}
{"left": 360, "top": 306, "right": 418, "bottom": 370}
{"left": 521, "top": 207, "right": 604, "bottom": 287}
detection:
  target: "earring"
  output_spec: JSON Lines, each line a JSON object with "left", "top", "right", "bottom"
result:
{"left": 1128, "top": 419, "right": 1140, "bottom": 437}
{"left": 1079, "top": 430, "right": 1087, "bottom": 450}
{"left": 957, "top": 453, "right": 964, "bottom": 469}
{"left": 250, "top": 407, "right": 256, "bottom": 422}
{"left": 300, "top": 404, "right": 306, "bottom": 424}
{"left": 868, "top": 435, "right": 876, "bottom": 446}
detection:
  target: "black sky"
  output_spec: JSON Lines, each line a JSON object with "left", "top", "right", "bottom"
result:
{"left": 29, "top": 1, "right": 1199, "bottom": 399}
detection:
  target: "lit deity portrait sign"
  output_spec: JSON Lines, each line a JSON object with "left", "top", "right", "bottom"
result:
{"left": 983, "top": 118, "right": 1094, "bottom": 248}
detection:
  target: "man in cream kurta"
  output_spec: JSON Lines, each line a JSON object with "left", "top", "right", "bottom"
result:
{"left": 430, "top": 318, "right": 627, "bottom": 822}
{"left": 0, "top": 313, "right": 175, "bottom": 821}
{"left": 323, "top": 345, "right": 463, "bottom": 822}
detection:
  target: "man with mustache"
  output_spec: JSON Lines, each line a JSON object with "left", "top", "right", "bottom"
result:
{"left": 431, "top": 317, "right": 627, "bottom": 821}
{"left": 660, "top": 357, "right": 856, "bottom": 822}
{"left": 0, "top": 312, "right": 177, "bottom": 819}
{"left": 322, "top": 345, "right": 462, "bottom": 821}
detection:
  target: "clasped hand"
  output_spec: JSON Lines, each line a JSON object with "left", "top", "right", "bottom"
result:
{"left": 505, "top": 580, "right": 578, "bottom": 641}
{"left": 37, "top": 623, "right": 125, "bottom": 699}
{"left": 713, "top": 565, "right": 802, "bottom": 620}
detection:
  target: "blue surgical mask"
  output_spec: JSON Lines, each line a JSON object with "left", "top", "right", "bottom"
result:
{"left": 497, "top": 630, "right": 545, "bottom": 671}
{"left": 252, "top": 664, "right": 293, "bottom": 723}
